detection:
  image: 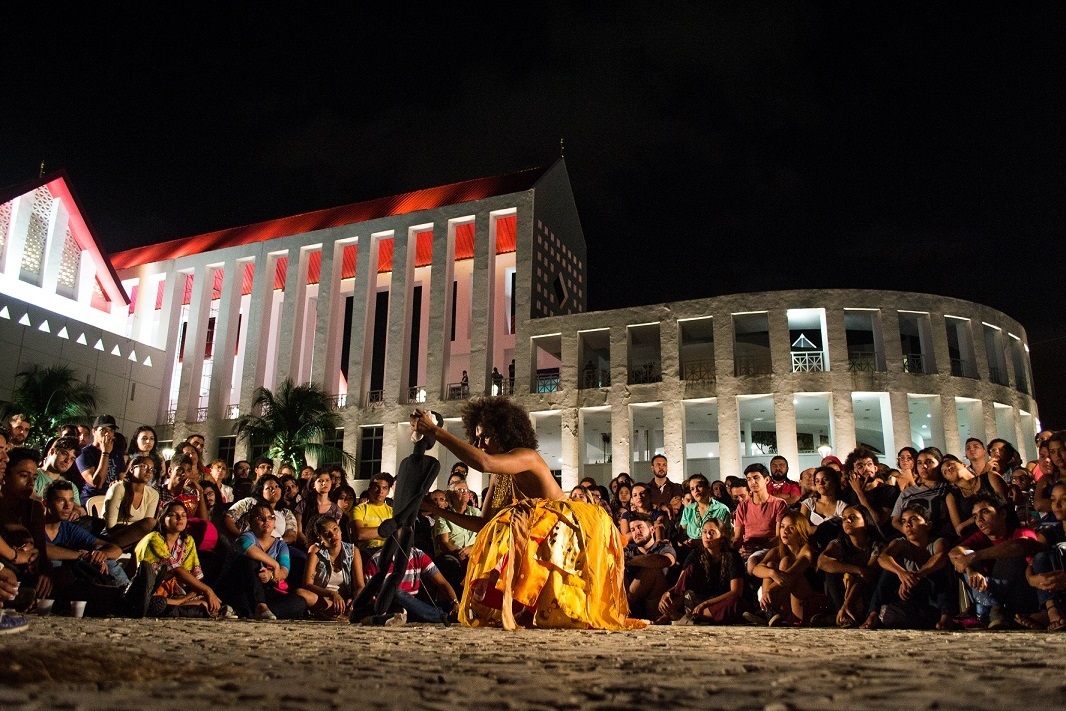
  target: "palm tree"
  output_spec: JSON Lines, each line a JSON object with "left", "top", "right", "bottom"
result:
{"left": 233, "top": 378, "right": 353, "bottom": 470}
{"left": 0, "top": 364, "right": 99, "bottom": 449}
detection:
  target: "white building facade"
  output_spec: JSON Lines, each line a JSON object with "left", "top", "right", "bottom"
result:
{"left": 0, "top": 164, "right": 1040, "bottom": 493}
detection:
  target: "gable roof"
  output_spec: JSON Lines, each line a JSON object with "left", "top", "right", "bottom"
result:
{"left": 0, "top": 170, "right": 129, "bottom": 306}
{"left": 111, "top": 165, "right": 547, "bottom": 270}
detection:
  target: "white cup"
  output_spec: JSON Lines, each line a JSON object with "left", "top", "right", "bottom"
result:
{"left": 70, "top": 600, "right": 87, "bottom": 618}
{"left": 37, "top": 598, "right": 55, "bottom": 616}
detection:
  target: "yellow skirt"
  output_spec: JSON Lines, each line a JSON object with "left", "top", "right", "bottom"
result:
{"left": 459, "top": 499, "right": 643, "bottom": 630}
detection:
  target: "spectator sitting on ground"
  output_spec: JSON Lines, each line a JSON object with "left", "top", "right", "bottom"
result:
{"left": 434, "top": 479, "right": 481, "bottom": 593}
{"left": 987, "top": 439, "right": 1022, "bottom": 481}
{"left": 710, "top": 479, "right": 734, "bottom": 511}
{"left": 1033, "top": 432, "right": 1066, "bottom": 516}
{"left": 330, "top": 484, "right": 358, "bottom": 543}
{"left": 218, "top": 502, "right": 304, "bottom": 620}
{"left": 200, "top": 481, "right": 229, "bottom": 529}
{"left": 657, "top": 517, "right": 746, "bottom": 626}
{"left": 949, "top": 492, "right": 1041, "bottom": 629}
{"left": 297, "top": 516, "right": 364, "bottom": 621}
{"left": 611, "top": 483, "right": 632, "bottom": 524}
{"left": 677, "top": 474, "right": 731, "bottom": 554}
{"left": 42, "top": 479, "right": 128, "bottom": 592}
{"left": 752, "top": 513, "right": 820, "bottom": 626}
{"left": 843, "top": 447, "right": 899, "bottom": 538}
{"left": 618, "top": 483, "right": 666, "bottom": 543}
{"left": 351, "top": 473, "right": 394, "bottom": 551}
{"left": 797, "top": 468, "right": 816, "bottom": 502}
{"left": 295, "top": 469, "right": 343, "bottom": 546}
{"left": 102, "top": 455, "right": 160, "bottom": 550}
{"left": 206, "top": 459, "right": 233, "bottom": 504}
{"left": 133, "top": 500, "right": 223, "bottom": 618}
{"left": 891, "top": 447, "right": 951, "bottom": 538}
{"left": 623, "top": 512, "right": 677, "bottom": 619}
{"left": 363, "top": 544, "right": 460, "bottom": 624}
{"left": 0, "top": 447, "right": 53, "bottom": 603}
{"left": 231, "top": 460, "right": 254, "bottom": 500}
{"left": 177, "top": 441, "right": 206, "bottom": 480}
{"left": 1020, "top": 481, "right": 1066, "bottom": 631}
{"left": 799, "top": 466, "right": 847, "bottom": 529}
{"left": 252, "top": 457, "right": 274, "bottom": 484}
{"left": 818, "top": 503, "right": 885, "bottom": 628}
{"left": 964, "top": 437, "right": 992, "bottom": 478}
{"left": 569, "top": 486, "right": 589, "bottom": 503}
{"left": 732, "top": 464, "right": 788, "bottom": 573}
{"left": 894, "top": 447, "right": 919, "bottom": 491}
{"left": 280, "top": 473, "right": 302, "bottom": 511}
{"left": 33, "top": 437, "right": 86, "bottom": 518}
{"left": 860, "top": 502, "right": 955, "bottom": 630}
{"left": 76, "top": 415, "right": 126, "bottom": 501}
{"left": 943, "top": 454, "right": 1009, "bottom": 538}
{"left": 767, "top": 456, "right": 802, "bottom": 506}
{"left": 727, "top": 476, "right": 749, "bottom": 508}
{"left": 125, "top": 425, "right": 162, "bottom": 475}
{"left": 225, "top": 475, "right": 298, "bottom": 544}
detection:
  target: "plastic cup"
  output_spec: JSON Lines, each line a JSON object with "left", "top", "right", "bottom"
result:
{"left": 70, "top": 600, "right": 87, "bottom": 618}
{"left": 36, "top": 598, "right": 55, "bottom": 616}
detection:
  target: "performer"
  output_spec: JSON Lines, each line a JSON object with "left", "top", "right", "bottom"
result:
{"left": 412, "top": 398, "right": 639, "bottom": 630}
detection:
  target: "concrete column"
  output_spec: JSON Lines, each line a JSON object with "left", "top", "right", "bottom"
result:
{"left": 311, "top": 235, "right": 344, "bottom": 395}
{"left": 662, "top": 398, "right": 685, "bottom": 483}
{"left": 381, "top": 423, "right": 399, "bottom": 478}
{"left": 467, "top": 215, "right": 495, "bottom": 396}
{"left": 717, "top": 395, "right": 741, "bottom": 479}
{"left": 889, "top": 391, "right": 912, "bottom": 454}
{"left": 346, "top": 235, "right": 380, "bottom": 406}
{"left": 384, "top": 227, "right": 416, "bottom": 403}
{"left": 40, "top": 198, "right": 68, "bottom": 295}
{"left": 982, "top": 400, "right": 998, "bottom": 444}
{"left": 425, "top": 221, "right": 455, "bottom": 399}
{"left": 832, "top": 391, "right": 857, "bottom": 459}
{"left": 239, "top": 252, "right": 278, "bottom": 418}
{"left": 560, "top": 408, "right": 580, "bottom": 489}
{"left": 824, "top": 307, "right": 849, "bottom": 376}
{"left": 881, "top": 310, "right": 905, "bottom": 375}
{"left": 176, "top": 264, "right": 214, "bottom": 422}
{"left": 1, "top": 194, "right": 29, "bottom": 276}
{"left": 560, "top": 327, "right": 579, "bottom": 395}
{"left": 773, "top": 390, "right": 799, "bottom": 470}
{"left": 207, "top": 259, "right": 244, "bottom": 420}
{"left": 130, "top": 269, "right": 160, "bottom": 345}
{"left": 767, "top": 309, "right": 791, "bottom": 375}
{"left": 76, "top": 251, "right": 96, "bottom": 307}
{"left": 971, "top": 320, "right": 991, "bottom": 382}
{"left": 274, "top": 246, "right": 311, "bottom": 385}
{"left": 155, "top": 269, "right": 188, "bottom": 422}
{"left": 659, "top": 314, "right": 680, "bottom": 382}
{"left": 610, "top": 400, "right": 631, "bottom": 480}
{"left": 929, "top": 312, "right": 952, "bottom": 379}
{"left": 941, "top": 394, "right": 961, "bottom": 456}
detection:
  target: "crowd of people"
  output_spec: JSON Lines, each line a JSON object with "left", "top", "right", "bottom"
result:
{"left": 1, "top": 405, "right": 1064, "bottom": 635}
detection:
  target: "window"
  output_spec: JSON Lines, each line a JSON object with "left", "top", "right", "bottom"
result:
{"left": 359, "top": 426, "right": 384, "bottom": 479}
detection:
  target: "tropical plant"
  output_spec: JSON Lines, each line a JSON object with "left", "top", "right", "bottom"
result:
{"left": 0, "top": 364, "right": 98, "bottom": 449}
{"left": 233, "top": 378, "right": 353, "bottom": 469}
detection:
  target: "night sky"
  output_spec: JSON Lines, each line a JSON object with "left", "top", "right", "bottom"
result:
{"left": 2, "top": 4, "right": 1063, "bottom": 426}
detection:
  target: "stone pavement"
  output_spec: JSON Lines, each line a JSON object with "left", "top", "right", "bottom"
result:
{"left": 1, "top": 618, "right": 1064, "bottom": 710}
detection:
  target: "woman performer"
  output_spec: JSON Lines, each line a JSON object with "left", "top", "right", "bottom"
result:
{"left": 412, "top": 398, "right": 637, "bottom": 630}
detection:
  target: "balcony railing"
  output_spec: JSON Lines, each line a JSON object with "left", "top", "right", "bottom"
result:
{"left": 950, "top": 358, "right": 978, "bottom": 379}
{"left": 988, "top": 366, "right": 1009, "bottom": 386}
{"left": 847, "top": 348, "right": 877, "bottom": 372}
{"left": 682, "top": 359, "right": 716, "bottom": 383}
{"left": 225, "top": 404, "right": 240, "bottom": 420}
{"left": 406, "top": 386, "right": 427, "bottom": 404}
{"left": 536, "top": 372, "right": 560, "bottom": 393}
{"left": 446, "top": 382, "right": 470, "bottom": 400}
{"left": 791, "top": 351, "right": 825, "bottom": 373}
{"left": 734, "top": 355, "right": 772, "bottom": 376}
{"left": 628, "top": 362, "right": 661, "bottom": 384}
{"left": 581, "top": 368, "right": 611, "bottom": 389}
{"left": 902, "top": 353, "right": 926, "bottom": 374}
{"left": 364, "top": 390, "right": 385, "bottom": 407}
{"left": 331, "top": 394, "right": 347, "bottom": 409}
{"left": 165, "top": 409, "right": 176, "bottom": 425}
{"left": 195, "top": 407, "right": 209, "bottom": 423}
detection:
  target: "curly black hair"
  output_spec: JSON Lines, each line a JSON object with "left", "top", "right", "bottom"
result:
{"left": 461, "top": 397, "right": 538, "bottom": 452}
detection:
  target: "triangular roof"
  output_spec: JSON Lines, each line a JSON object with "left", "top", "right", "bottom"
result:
{"left": 0, "top": 170, "right": 129, "bottom": 305}
{"left": 111, "top": 165, "right": 549, "bottom": 270}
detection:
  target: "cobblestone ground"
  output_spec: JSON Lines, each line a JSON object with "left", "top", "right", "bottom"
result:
{"left": 1, "top": 618, "right": 1064, "bottom": 710}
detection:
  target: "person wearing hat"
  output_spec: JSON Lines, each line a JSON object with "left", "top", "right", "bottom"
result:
{"left": 76, "top": 415, "right": 127, "bottom": 501}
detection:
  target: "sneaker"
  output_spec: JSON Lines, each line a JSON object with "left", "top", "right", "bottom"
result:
{"left": 672, "top": 614, "right": 694, "bottom": 627}
{"left": 767, "top": 613, "right": 784, "bottom": 627}
{"left": 742, "top": 611, "right": 767, "bottom": 626}
{"left": 123, "top": 562, "right": 157, "bottom": 619}
{"left": 987, "top": 605, "right": 1010, "bottom": 630}
{"left": 0, "top": 611, "right": 29, "bottom": 634}
{"left": 219, "top": 605, "right": 239, "bottom": 620}
{"left": 384, "top": 610, "right": 407, "bottom": 627}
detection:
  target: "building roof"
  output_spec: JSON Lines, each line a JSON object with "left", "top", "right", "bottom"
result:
{"left": 0, "top": 170, "right": 129, "bottom": 306}
{"left": 112, "top": 165, "right": 546, "bottom": 270}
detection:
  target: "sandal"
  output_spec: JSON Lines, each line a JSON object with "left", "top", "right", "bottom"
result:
{"left": 1048, "top": 616, "right": 1066, "bottom": 632}
{"left": 1015, "top": 613, "right": 1048, "bottom": 631}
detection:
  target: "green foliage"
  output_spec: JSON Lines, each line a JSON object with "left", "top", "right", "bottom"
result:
{"left": 233, "top": 378, "right": 353, "bottom": 470}
{"left": 0, "top": 364, "right": 98, "bottom": 449}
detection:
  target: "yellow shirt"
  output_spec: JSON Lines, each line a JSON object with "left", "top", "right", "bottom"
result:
{"left": 351, "top": 501, "right": 392, "bottom": 549}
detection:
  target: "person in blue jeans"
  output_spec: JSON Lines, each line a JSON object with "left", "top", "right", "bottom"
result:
{"left": 1020, "top": 481, "right": 1066, "bottom": 630}
{"left": 364, "top": 546, "right": 459, "bottom": 623}
{"left": 949, "top": 492, "right": 1041, "bottom": 628}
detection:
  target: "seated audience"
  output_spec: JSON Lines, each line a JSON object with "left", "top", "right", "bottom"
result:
{"left": 219, "top": 502, "right": 306, "bottom": 620}
{"left": 297, "top": 516, "right": 364, "bottom": 620}
{"left": 752, "top": 513, "right": 820, "bottom": 626}
{"left": 623, "top": 512, "right": 677, "bottom": 619}
{"left": 618, "top": 483, "right": 667, "bottom": 543}
{"left": 732, "top": 464, "right": 788, "bottom": 571}
{"left": 102, "top": 455, "right": 160, "bottom": 550}
{"left": 363, "top": 545, "right": 459, "bottom": 624}
{"left": 1021, "top": 481, "right": 1066, "bottom": 630}
{"left": 657, "top": 517, "right": 746, "bottom": 625}
{"left": 943, "top": 454, "right": 1008, "bottom": 538}
{"left": 676, "top": 474, "right": 731, "bottom": 554}
{"left": 891, "top": 447, "right": 951, "bottom": 538}
{"left": 818, "top": 504, "right": 885, "bottom": 628}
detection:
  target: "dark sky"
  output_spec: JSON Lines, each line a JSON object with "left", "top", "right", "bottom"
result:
{"left": 3, "top": 4, "right": 1063, "bottom": 425}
